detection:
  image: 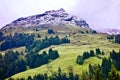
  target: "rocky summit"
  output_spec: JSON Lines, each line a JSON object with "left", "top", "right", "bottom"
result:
{"left": 1, "top": 8, "right": 90, "bottom": 30}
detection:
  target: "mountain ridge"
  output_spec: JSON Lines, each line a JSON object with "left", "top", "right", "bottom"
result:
{"left": 1, "top": 8, "right": 90, "bottom": 31}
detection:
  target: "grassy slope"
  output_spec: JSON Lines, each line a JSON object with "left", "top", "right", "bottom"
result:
{"left": 9, "top": 33, "right": 120, "bottom": 79}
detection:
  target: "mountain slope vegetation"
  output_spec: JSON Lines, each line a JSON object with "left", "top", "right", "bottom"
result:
{"left": 5, "top": 33, "right": 120, "bottom": 80}
{"left": 0, "top": 9, "right": 120, "bottom": 80}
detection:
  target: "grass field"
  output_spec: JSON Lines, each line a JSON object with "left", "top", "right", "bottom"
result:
{"left": 8, "top": 33, "right": 120, "bottom": 79}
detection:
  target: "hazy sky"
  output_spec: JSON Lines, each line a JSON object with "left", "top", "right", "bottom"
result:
{"left": 0, "top": 0, "right": 120, "bottom": 30}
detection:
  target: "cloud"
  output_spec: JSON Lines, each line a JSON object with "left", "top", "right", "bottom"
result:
{"left": 72, "top": 0, "right": 120, "bottom": 29}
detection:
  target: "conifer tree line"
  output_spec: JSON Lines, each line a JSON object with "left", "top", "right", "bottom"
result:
{"left": 0, "top": 32, "right": 70, "bottom": 79}
{"left": 76, "top": 48, "right": 104, "bottom": 65}
{"left": 8, "top": 59, "right": 120, "bottom": 80}
{"left": 0, "top": 33, "right": 34, "bottom": 51}
{"left": 0, "top": 32, "right": 70, "bottom": 51}
{"left": 26, "top": 48, "right": 59, "bottom": 68}
{"left": 0, "top": 48, "right": 59, "bottom": 80}
{"left": 8, "top": 67, "right": 80, "bottom": 80}
{"left": 26, "top": 35, "right": 70, "bottom": 53}
{"left": 0, "top": 31, "right": 5, "bottom": 41}
{"left": 76, "top": 49, "right": 120, "bottom": 80}
{"left": 110, "top": 50, "right": 120, "bottom": 70}
{"left": 7, "top": 49, "right": 120, "bottom": 80}
{"left": 107, "top": 34, "right": 120, "bottom": 44}
{"left": 1, "top": 49, "right": 120, "bottom": 80}
{"left": 115, "top": 34, "right": 120, "bottom": 44}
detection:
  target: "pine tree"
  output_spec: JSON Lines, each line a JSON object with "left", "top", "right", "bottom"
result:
{"left": 83, "top": 51, "right": 89, "bottom": 60}
{"left": 101, "top": 58, "right": 111, "bottom": 79}
{"left": 96, "top": 48, "right": 101, "bottom": 55}
{"left": 89, "top": 64, "right": 94, "bottom": 79}
{"left": 108, "top": 69, "right": 120, "bottom": 80}
{"left": 76, "top": 55, "right": 84, "bottom": 65}
{"left": 90, "top": 50, "right": 95, "bottom": 57}
{"left": 68, "top": 66, "right": 74, "bottom": 80}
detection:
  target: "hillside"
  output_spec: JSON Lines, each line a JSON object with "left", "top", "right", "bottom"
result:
{"left": 0, "top": 9, "right": 120, "bottom": 80}
{"left": 6, "top": 33, "right": 120, "bottom": 79}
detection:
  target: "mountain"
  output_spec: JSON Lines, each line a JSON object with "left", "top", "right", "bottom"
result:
{"left": 1, "top": 8, "right": 120, "bottom": 80}
{"left": 1, "top": 8, "right": 90, "bottom": 31}
{"left": 98, "top": 28, "right": 120, "bottom": 35}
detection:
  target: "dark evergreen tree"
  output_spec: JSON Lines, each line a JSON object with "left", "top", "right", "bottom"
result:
{"left": 0, "top": 50, "right": 27, "bottom": 79}
{"left": 74, "top": 74, "right": 79, "bottom": 80}
{"left": 14, "top": 58, "right": 27, "bottom": 74}
{"left": 96, "top": 48, "right": 101, "bottom": 55}
{"left": 108, "top": 69, "right": 120, "bottom": 80}
{"left": 101, "top": 58, "right": 111, "bottom": 79}
{"left": 44, "top": 73, "right": 48, "bottom": 80}
{"left": 37, "top": 34, "right": 41, "bottom": 38}
{"left": 92, "top": 30, "right": 97, "bottom": 34}
{"left": 89, "top": 64, "right": 94, "bottom": 79}
{"left": 0, "top": 33, "right": 34, "bottom": 51}
{"left": 0, "top": 31, "right": 4, "bottom": 41}
{"left": 115, "top": 34, "right": 120, "bottom": 44}
{"left": 68, "top": 66, "right": 74, "bottom": 80}
{"left": 61, "top": 37, "right": 70, "bottom": 43}
{"left": 110, "top": 50, "right": 120, "bottom": 71}
{"left": 48, "top": 29, "right": 55, "bottom": 34}
{"left": 8, "top": 77, "right": 14, "bottom": 80}
{"left": 61, "top": 73, "right": 68, "bottom": 80}
{"left": 48, "top": 48, "right": 53, "bottom": 59}
{"left": 101, "top": 51, "right": 105, "bottom": 55}
{"left": 27, "top": 76, "right": 33, "bottom": 80}
{"left": 58, "top": 67, "right": 62, "bottom": 80}
{"left": 107, "top": 35, "right": 114, "bottom": 40}
{"left": 41, "top": 51, "right": 49, "bottom": 64}
{"left": 48, "top": 49, "right": 59, "bottom": 60}
{"left": 83, "top": 51, "right": 89, "bottom": 60}
{"left": 76, "top": 55, "right": 84, "bottom": 65}
{"left": 89, "top": 50, "right": 95, "bottom": 57}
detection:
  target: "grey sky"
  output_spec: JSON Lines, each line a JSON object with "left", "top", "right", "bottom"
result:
{"left": 0, "top": 0, "right": 120, "bottom": 30}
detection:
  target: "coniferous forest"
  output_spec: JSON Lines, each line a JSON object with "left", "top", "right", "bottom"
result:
{"left": 0, "top": 31, "right": 120, "bottom": 80}
{"left": 0, "top": 6, "right": 120, "bottom": 80}
{"left": 8, "top": 50, "right": 120, "bottom": 80}
{"left": 0, "top": 32, "right": 70, "bottom": 79}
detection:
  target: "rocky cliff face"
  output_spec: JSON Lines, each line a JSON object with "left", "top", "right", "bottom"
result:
{"left": 1, "top": 8, "right": 90, "bottom": 30}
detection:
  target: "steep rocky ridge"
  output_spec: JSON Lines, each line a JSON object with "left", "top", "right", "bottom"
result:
{"left": 1, "top": 8, "right": 90, "bottom": 31}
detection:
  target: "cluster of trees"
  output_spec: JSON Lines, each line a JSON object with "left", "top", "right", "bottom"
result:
{"left": 115, "top": 34, "right": 120, "bottom": 44}
{"left": 92, "top": 30, "right": 97, "bottom": 34}
{"left": 0, "top": 48, "right": 59, "bottom": 79}
{"left": 26, "top": 36, "right": 70, "bottom": 53}
{"left": 76, "top": 48, "right": 104, "bottom": 65}
{"left": 26, "top": 48, "right": 59, "bottom": 68}
{"left": 78, "top": 30, "right": 97, "bottom": 34}
{"left": 0, "top": 32, "right": 70, "bottom": 79}
{"left": 76, "top": 49, "right": 120, "bottom": 80}
{"left": 0, "top": 33, "right": 34, "bottom": 51}
{"left": 110, "top": 50, "right": 120, "bottom": 70}
{"left": 8, "top": 63, "right": 120, "bottom": 80}
{"left": 107, "top": 34, "right": 120, "bottom": 44}
{"left": 9, "top": 67, "right": 80, "bottom": 80}
{"left": 88, "top": 57, "right": 113, "bottom": 80}
{"left": 87, "top": 58, "right": 118, "bottom": 80}
{"left": 0, "top": 31, "right": 5, "bottom": 41}
{"left": 0, "top": 32, "right": 70, "bottom": 52}
{"left": 0, "top": 50, "right": 26, "bottom": 79}
{"left": 107, "top": 35, "right": 114, "bottom": 40}
{"left": 48, "top": 29, "right": 55, "bottom": 34}
{"left": 88, "top": 58, "right": 111, "bottom": 80}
